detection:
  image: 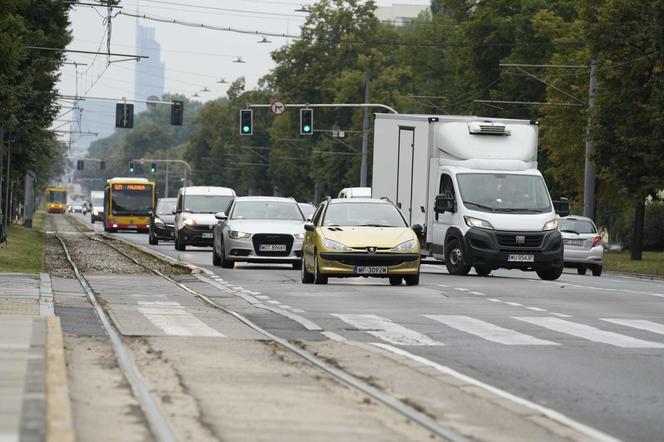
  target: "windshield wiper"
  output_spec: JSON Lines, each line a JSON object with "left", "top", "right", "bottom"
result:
{"left": 560, "top": 229, "right": 579, "bottom": 234}
{"left": 464, "top": 201, "right": 495, "bottom": 211}
{"left": 499, "top": 208, "right": 545, "bottom": 213}
{"left": 358, "top": 224, "right": 393, "bottom": 227}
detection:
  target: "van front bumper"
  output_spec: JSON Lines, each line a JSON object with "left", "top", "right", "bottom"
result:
{"left": 463, "top": 227, "right": 563, "bottom": 270}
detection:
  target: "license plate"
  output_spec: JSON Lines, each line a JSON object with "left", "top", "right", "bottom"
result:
{"left": 355, "top": 266, "right": 388, "bottom": 275}
{"left": 259, "top": 244, "right": 286, "bottom": 252}
{"left": 564, "top": 239, "right": 584, "bottom": 247}
{"left": 508, "top": 254, "right": 534, "bottom": 262}
{"left": 128, "top": 225, "right": 137, "bottom": 229}
{"left": 202, "top": 232, "right": 213, "bottom": 239}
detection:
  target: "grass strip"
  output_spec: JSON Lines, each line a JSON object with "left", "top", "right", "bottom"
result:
{"left": 604, "top": 250, "right": 664, "bottom": 277}
{"left": 0, "top": 211, "right": 45, "bottom": 273}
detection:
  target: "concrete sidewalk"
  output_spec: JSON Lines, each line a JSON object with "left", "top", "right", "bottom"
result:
{"left": 0, "top": 273, "right": 72, "bottom": 442}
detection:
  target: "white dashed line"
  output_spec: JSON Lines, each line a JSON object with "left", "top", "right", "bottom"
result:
{"left": 526, "top": 306, "right": 547, "bottom": 312}
{"left": 487, "top": 298, "right": 502, "bottom": 303}
{"left": 469, "top": 291, "right": 485, "bottom": 296}
{"left": 550, "top": 312, "right": 572, "bottom": 318}
{"left": 505, "top": 302, "right": 523, "bottom": 307}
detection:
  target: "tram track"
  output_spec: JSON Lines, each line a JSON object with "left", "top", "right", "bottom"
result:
{"left": 50, "top": 213, "right": 467, "bottom": 442}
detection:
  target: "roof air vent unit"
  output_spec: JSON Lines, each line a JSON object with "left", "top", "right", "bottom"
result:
{"left": 468, "top": 121, "right": 511, "bottom": 136}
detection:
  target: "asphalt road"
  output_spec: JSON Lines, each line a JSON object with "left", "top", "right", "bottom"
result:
{"left": 79, "top": 214, "right": 664, "bottom": 442}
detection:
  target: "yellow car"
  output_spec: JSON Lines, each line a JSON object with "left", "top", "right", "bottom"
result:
{"left": 301, "top": 198, "right": 421, "bottom": 285}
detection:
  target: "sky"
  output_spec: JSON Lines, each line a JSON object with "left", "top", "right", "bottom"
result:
{"left": 54, "top": 0, "right": 430, "bottom": 148}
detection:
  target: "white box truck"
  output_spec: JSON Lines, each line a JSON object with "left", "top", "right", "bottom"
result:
{"left": 372, "top": 114, "right": 564, "bottom": 280}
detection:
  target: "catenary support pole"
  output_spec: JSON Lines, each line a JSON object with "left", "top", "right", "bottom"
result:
{"left": 360, "top": 72, "right": 371, "bottom": 188}
{"left": 583, "top": 60, "right": 598, "bottom": 219}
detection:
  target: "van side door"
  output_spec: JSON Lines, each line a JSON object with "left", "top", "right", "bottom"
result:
{"left": 431, "top": 173, "right": 456, "bottom": 259}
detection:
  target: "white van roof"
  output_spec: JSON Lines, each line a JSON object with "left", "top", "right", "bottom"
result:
{"left": 179, "top": 186, "right": 236, "bottom": 196}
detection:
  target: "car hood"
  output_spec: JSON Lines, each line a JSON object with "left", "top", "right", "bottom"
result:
{"left": 320, "top": 226, "right": 415, "bottom": 248}
{"left": 226, "top": 219, "right": 304, "bottom": 235}
{"left": 156, "top": 214, "right": 175, "bottom": 224}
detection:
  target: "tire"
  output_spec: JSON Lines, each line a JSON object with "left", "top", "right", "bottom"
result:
{"left": 292, "top": 260, "right": 302, "bottom": 270}
{"left": 592, "top": 265, "right": 603, "bottom": 277}
{"left": 404, "top": 273, "right": 420, "bottom": 286}
{"left": 301, "top": 255, "right": 314, "bottom": 284}
{"left": 149, "top": 230, "right": 158, "bottom": 245}
{"left": 219, "top": 241, "right": 234, "bottom": 269}
{"left": 313, "top": 253, "right": 328, "bottom": 285}
{"left": 577, "top": 266, "right": 587, "bottom": 275}
{"left": 175, "top": 233, "right": 186, "bottom": 251}
{"left": 475, "top": 265, "right": 491, "bottom": 276}
{"left": 212, "top": 247, "right": 221, "bottom": 266}
{"left": 536, "top": 264, "right": 564, "bottom": 281}
{"left": 445, "top": 238, "right": 471, "bottom": 276}
{"left": 389, "top": 276, "right": 403, "bottom": 286}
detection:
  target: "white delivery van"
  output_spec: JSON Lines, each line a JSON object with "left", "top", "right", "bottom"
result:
{"left": 89, "top": 190, "right": 104, "bottom": 223}
{"left": 338, "top": 187, "right": 372, "bottom": 198}
{"left": 372, "top": 114, "right": 564, "bottom": 280}
{"left": 174, "top": 186, "right": 236, "bottom": 250}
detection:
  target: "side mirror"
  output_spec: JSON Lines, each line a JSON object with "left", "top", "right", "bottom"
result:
{"left": 306, "top": 216, "right": 313, "bottom": 222}
{"left": 171, "top": 209, "right": 177, "bottom": 215}
{"left": 304, "top": 222, "right": 315, "bottom": 232}
{"left": 148, "top": 210, "right": 153, "bottom": 216}
{"left": 434, "top": 195, "right": 455, "bottom": 214}
{"left": 215, "top": 212, "right": 228, "bottom": 221}
{"left": 411, "top": 224, "right": 424, "bottom": 235}
{"left": 553, "top": 197, "right": 570, "bottom": 217}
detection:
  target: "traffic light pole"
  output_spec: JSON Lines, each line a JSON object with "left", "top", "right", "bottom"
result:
{"left": 133, "top": 159, "right": 192, "bottom": 187}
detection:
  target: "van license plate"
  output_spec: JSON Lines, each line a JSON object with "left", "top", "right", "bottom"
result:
{"left": 259, "top": 244, "right": 286, "bottom": 252}
{"left": 508, "top": 254, "right": 534, "bottom": 262}
{"left": 202, "top": 233, "right": 213, "bottom": 239}
{"left": 355, "top": 266, "right": 388, "bottom": 275}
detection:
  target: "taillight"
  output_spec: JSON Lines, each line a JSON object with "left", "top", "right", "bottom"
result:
{"left": 592, "top": 236, "right": 601, "bottom": 247}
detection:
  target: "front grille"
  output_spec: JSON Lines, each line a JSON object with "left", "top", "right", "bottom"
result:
{"left": 188, "top": 224, "right": 215, "bottom": 231}
{"left": 496, "top": 233, "right": 544, "bottom": 249}
{"left": 252, "top": 234, "right": 293, "bottom": 257}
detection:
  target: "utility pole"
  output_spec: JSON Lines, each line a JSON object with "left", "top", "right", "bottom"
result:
{"left": 583, "top": 60, "right": 598, "bottom": 219}
{"left": 360, "top": 71, "right": 371, "bottom": 188}
{"left": 165, "top": 149, "right": 170, "bottom": 198}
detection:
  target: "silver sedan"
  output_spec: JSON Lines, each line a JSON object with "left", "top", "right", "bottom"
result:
{"left": 559, "top": 215, "right": 604, "bottom": 276}
{"left": 212, "top": 196, "right": 305, "bottom": 269}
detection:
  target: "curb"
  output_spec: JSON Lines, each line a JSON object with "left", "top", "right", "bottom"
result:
{"left": 46, "top": 316, "right": 75, "bottom": 442}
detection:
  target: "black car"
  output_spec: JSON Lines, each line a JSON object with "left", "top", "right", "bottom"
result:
{"left": 149, "top": 198, "right": 177, "bottom": 245}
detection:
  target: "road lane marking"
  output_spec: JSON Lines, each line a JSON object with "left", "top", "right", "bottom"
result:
{"left": 505, "top": 302, "right": 523, "bottom": 307}
{"left": 602, "top": 318, "right": 664, "bottom": 335}
{"left": 487, "top": 298, "right": 502, "bottom": 302}
{"left": 514, "top": 317, "right": 664, "bottom": 348}
{"left": 455, "top": 287, "right": 469, "bottom": 292}
{"left": 371, "top": 343, "right": 621, "bottom": 442}
{"left": 267, "top": 300, "right": 281, "bottom": 304}
{"left": 137, "top": 301, "right": 224, "bottom": 337}
{"left": 332, "top": 314, "right": 443, "bottom": 346}
{"left": 550, "top": 312, "right": 572, "bottom": 318}
{"left": 526, "top": 306, "right": 547, "bottom": 312}
{"left": 468, "top": 291, "right": 485, "bottom": 296}
{"left": 539, "top": 280, "right": 664, "bottom": 299}
{"left": 424, "top": 315, "right": 557, "bottom": 346}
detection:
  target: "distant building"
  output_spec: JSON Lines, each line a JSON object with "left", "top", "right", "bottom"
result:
{"left": 375, "top": 3, "right": 429, "bottom": 26}
{"left": 134, "top": 24, "right": 165, "bottom": 112}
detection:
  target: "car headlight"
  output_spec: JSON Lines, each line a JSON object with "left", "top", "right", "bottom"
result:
{"left": 93, "top": 210, "right": 99, "bottom": 216}
{"left": 182, "top": 217, "right": 196, "bottom": 226}
{"left": 391, "top": 239, "right": 418, "bottom": 252}
{"left": 293, "top": 232, "right": 305, "bottom": 240}
{"left": 154, "top": 217, "right": 165, "bottom": 226}
{"left": 542, "top": 218, "right": 560, "bottom": 231}
{"left": 229, "top": 230, "right": 251, "bottom": 239}
{"left": 464, "top": 216, "right": 494, "bottom": 230}
{"left": 323, "top": 239, "right": 352, "bottom": 251}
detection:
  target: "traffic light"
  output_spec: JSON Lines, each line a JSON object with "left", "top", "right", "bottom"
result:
{"left": 170, "top": 101, "right": 184, "bottom": 126}
{"left": 115, "top": 103, "right": 134, "bottom": 129}
{"left": 76, "top": 160, "right": 84, "bottom": 170}
{"left": 240, "top": 109, "right": 253, "bottom": 135}
{"left": 100, "top": 160, "right": 106, "bottom": 170}
{"left": 150, "top": 162, "right": 157, "bottom": 173}
{"left": 300, "top": 108, "right": 313, "bottom": 135}
{"left": 129, "top": 161, "right": 135, "bottom": 173}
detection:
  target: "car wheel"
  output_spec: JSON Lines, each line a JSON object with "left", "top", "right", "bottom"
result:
{"left": 475, "top": 265, "right": 491, "bottom": 276}
{"left": 219, "top": 241, "right": 234, "bottom": 269}
{"left": 301, "top": 255, "right": 314, "bottom": 284}
{"left": 445, "top": 238, "right": 471, "bottom": 276}
{"left": 212, "top": 246, "right": 221, "bottom": 266}
{"left": 313, "top": 253, "right": 328, "bottom": 285}
{"left": 175, "top": 233, "right": 186, "bottom": 251}
{"left": 149, "top": 229, "right": 158, "bottom": 245}
{"left": 577, "top": 266, "right": 587, "bottom": 275}
{"left": 292, "top": 260, "right": 302, "bottom": 270}
{"left": 536, "top": 264, "right": 564, "bottom": 281}
{"left": 591, "top": 265, "right": 603, "bottom": 277}
{"left": 389, "top": 276, "right": 403, "bottom": 286}
{"left": 404, "top": 273, "right": 420, "bottom": 286}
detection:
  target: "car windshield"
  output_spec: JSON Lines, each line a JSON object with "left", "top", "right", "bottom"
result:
{"left": 323, "top": 202, "right": 407, "bottom": 227}
{"left": 157, "top": 199, "right": 176, "bottom": 215}
{"left": 560, "top": 219, "right": 596, "bottom": 234}
{"left": 298, "top": 203, "right": 316, "bottom": 219}
{"left": 184, "top": 195, "right": 234, "bottom": 213}
{"left": 232, "top": 201, "right": 304, "bottom": 220}
{"left": 456, "top": 173, "right": 552, "bottom": 213}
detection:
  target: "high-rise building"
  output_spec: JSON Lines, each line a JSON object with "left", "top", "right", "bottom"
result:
{"left": 375, "top": 4, "right": 429, "bottom": 26}
{"left": 134, "top": 24, "right": 165, "bottom": 112}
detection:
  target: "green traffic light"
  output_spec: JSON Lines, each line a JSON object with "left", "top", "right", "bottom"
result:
{"left": 303, "top": 125, "right": 311, "bottom": 133}
{"left": 242, "top": 125, "right": 250, "bottom": 133}
{"left": 129, "top": 168, "right": 134, "bottom": 173}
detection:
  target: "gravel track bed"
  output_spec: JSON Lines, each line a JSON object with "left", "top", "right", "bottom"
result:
{"left": 43, "top": 235, "right": 76, "bottom": 278}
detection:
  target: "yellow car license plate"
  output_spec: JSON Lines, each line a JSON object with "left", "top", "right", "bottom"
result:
{"left": 355, "top": 266, "right": 388, "bottom": 274}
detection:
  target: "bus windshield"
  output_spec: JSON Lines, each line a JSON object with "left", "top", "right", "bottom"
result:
{"left": 111, "top": 185, "right": 153, "bottom": 215}
{"left": 49, "top": 191, "right": 66, "bottom": 203}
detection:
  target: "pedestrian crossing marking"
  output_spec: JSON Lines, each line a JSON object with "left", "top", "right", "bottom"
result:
{"left": 515, "top": 317, "right": 664, "bottom": 348}
{"left": 332, "top": 314, "right": 442, "bottom": 346}
{"left": 137, "top": 301, "right": 224, "bottom": 337}
{"left": 601, "top": 318, "right": 664, "bottom": 336}
{"left": 424, "top": 315, "right": 558, "bottom": 346}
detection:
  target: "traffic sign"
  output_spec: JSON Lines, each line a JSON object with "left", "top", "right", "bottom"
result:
{"left": 270, "top": 100, "right": 286, "bottom": 116}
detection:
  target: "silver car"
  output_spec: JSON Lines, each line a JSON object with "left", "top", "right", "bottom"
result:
{"left": 212, "top": 196, "right": 306, "bottom": 269}
{"left": 559, "top": 215, "right": 603, "bottom": 276}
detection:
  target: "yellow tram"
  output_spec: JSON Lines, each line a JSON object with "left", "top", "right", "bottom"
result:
{"left": 103, "top": 177, "right": 156, "bottom": 233}
{"left": 45, "top": 187, "right": 67, "bottom": 213}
